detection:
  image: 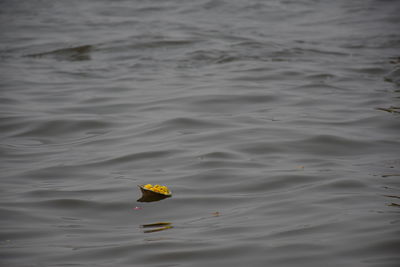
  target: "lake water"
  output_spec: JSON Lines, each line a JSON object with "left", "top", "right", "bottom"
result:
{"left": 1, "top": 0, "right": 399, "bottom": 266}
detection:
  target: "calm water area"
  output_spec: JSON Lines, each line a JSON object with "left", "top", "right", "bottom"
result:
{"left": 1, "top": 0, "right": 399, "bottom": 266}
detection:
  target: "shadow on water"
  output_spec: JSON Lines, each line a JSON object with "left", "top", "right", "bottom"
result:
{"left": 137, "top": 194, "right": 171, "bottom": 202}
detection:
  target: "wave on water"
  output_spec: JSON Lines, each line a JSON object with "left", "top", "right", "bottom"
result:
{"left": 1, "top": 0, "right": 400, "bottom": 266}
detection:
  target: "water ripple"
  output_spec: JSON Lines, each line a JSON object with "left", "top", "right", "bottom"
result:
{"left": 1, "top": 0, "right": 399, "bottom": 266}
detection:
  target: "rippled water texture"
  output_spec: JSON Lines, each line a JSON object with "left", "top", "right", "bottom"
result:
{"left": 1, "top": 0, "right": 400, "bottom": 266}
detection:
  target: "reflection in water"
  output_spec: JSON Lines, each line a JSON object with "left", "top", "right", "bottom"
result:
{"left": 141, "top": 222, "right": 173, "bottom": 233}
{"left": 137, "top": 194, "right": 170, "bottom": 202}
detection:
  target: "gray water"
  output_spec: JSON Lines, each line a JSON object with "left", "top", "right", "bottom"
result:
{"left": 1, "top": 0, "right": 399, "bottom": 266}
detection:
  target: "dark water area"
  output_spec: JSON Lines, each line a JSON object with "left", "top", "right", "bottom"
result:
{"left": 1, "top": 0, "right": 400, "bottom": 266}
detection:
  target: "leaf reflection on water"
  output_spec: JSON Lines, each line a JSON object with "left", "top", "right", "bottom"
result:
{"left": 141, "top": 222, "right": 173, "bottom": 233}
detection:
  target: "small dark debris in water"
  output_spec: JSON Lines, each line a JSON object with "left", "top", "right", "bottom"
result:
{"left": 212, "top": 212, "right": 220, "bottom": 217}
{"left": 376, "top": 107, "right": 400, "bottom": 114}
{"left": 381, "top": 174, "right": 400, "bottom": 178}
{"left": 389, "top": 203, "right": 400, "bottom": 207}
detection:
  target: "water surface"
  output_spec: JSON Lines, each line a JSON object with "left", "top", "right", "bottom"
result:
{"left": 1, "top": 0, "right": 400, "bottom": 266}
